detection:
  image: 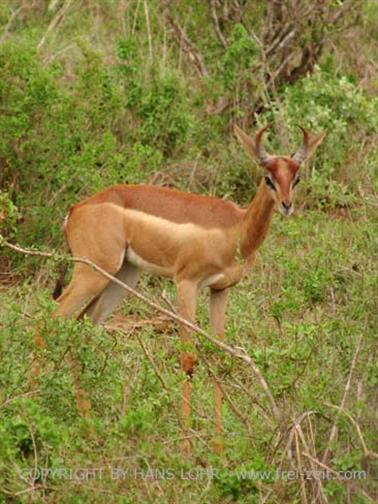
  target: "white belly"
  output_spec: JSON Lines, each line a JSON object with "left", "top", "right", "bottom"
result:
{"left": 126, "top": 247, "right": 171, "bottom": 277}
{"left": 126, "top": 247, "right": 225, "bottom": 288}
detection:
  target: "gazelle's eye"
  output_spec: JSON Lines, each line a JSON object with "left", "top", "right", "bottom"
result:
{"left": 293, "top": 176, "right": 300, "bottom": 188}
{"left": 265, "top": 176, "right": 276, "bottom": 191}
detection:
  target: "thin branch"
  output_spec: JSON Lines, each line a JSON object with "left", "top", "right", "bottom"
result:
{"left": 324, "top": 403, "right": 378, "bottom": 460}
{"left": 295, "top": 422, "right": 328, "bottom": 504}
{"left": 143, "top": 0, "right": 153, "bottom": 64}
{"left": 0, "top": 236, "right": 285, "bottom": 434}
{"left": 294, "top": 429, "right": 308, "bottom": 504}
{"left": 302, "top": 452, "right": 344, "bottom": 482}
{"left": 322, "top": 333, "right": 364, "bottom": 463}
{"left": 37, "top": 0, "right": 73, "bottom": 51}
{"left": 161, "top": 1, "right": 208, "bottom": 78}
{"left": 132, "top": 0, "right": 141, "bottom": 35}
{"left": 0, "top": 3, "right": 27, "bottom": 44}
{"left": 265, "top": 25, "right": 296, "bottom": 58}
{"left": 0, "top": 390, "right": 40, "bottom": 410}
{"left": 209, "top": 0, "right": 227, "bottom": 48}
{"left": 135, "top": 332, "right": 188, "bottom": 436}
{"left": 202, "top": 355, "right": 254, "bottom": 441}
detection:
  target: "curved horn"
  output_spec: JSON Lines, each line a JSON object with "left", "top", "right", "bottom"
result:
{"left": 254, "top": 124, "right": 272, "bottom": 166}
{"left": 291, "top": 126, "right": 310, "bottom": 165}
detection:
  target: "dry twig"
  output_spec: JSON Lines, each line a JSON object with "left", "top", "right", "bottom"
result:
{"left": 0, "top": 2, "right": 34, "bottom": 44}
{"left": 37, "top": 0, "right": 73, "bottom": 51}
{"left": 1, "top": 236, "right": 285, "bottom": 435}
{"left": 0, "top": 236, "right": 285, "bottom": 434}
{"left": 161, "top": 0, "right": 208, "bottom": 78}
{"left": 143, "top": 0, "right": 153, "bottom": 64}
{"left": 209, "top": 0, "right": 227, "bottom": 48}
{"left": 324, "top": 403, "right": 378, "bottom": 460}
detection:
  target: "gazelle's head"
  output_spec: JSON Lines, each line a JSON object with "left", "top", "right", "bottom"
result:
{"left": 234, "top": 124, "right": 325, "bottom": 216}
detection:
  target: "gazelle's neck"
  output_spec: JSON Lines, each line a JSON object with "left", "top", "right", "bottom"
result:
{"left": 239, "top": 180, "right": 275, "bottom": 259}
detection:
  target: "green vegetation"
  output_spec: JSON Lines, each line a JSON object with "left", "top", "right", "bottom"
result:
{"left": 0, "top": 1, "right": 377, "bottom": 502}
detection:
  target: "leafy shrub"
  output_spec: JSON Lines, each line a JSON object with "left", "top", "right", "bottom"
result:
{"left": 270, "top": 67, "right": 378, "bottom": 207}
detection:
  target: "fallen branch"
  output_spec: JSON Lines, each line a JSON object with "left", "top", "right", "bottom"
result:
{"left": 0, "top": 236, "right": 285, "bottom": 434}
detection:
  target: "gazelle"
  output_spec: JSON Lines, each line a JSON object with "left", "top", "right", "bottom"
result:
{"left": 48, "top": 125, "right": 324, "bottom": 454}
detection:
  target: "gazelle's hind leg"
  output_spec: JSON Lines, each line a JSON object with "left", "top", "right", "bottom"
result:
{"left": 56, "top": 202, "right": 129, "bottom": 319}
{"left": 54, "top": 264, "right": 112, "bottom": 319}
{"left": 52, "top": 263, "right": 119, "bottom": 420}
{"left": 78, "top": 261, "right": 141, "bottom": 325}
{"left": 52, "top": 203, "right": 128, "bottom": 418}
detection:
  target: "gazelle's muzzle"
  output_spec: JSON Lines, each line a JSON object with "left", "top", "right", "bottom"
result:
{"left": 280, "top": 200, "right": 293, "bottom": 216}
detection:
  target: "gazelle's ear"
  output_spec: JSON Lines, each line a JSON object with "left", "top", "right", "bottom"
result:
{"left": 234, "top": 124, "right": 272, "bottom": 167}
{"left": 292, "top": 128, "right": 325, "bottom": 165}
{"left": 234, "top": 125, "right": 259, "bottom": 162}
{"left": 305, "top": 131, "right": 325, "bottom": 160}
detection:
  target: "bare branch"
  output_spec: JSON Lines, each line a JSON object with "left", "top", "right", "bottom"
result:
{"left": 37, "top": 0, "right": 73, "bottom": 51}
{"left": 161, "top": 1, "right": 208, "bottom": 78}
{"left": 294, "top": 429, "right": 308, "bottom": 504}
{"left": 322, "top": 333, "right": 364, "bottom": 463}
{"left": 202, "top": 356, "right": 254, "bottom": 440}
{"left": 302, "top": 452, "right": 345, "bottom": 481}
{"left": 0, "top": 390, "right": 40, "bottom": 410}
{"left": 295, "top": 421, "right": 329, "bottom": 503}
{"left": 265, "top": 24, "right": 296, "bottom": 58}
{"left": 324, "top": 403, "right": 378, "bottom": 460}
{"left": 0, "top": 5, "right": 25, "bottom": 44}
{"left": 209, "top": 0, "right": 227, "bottom": 48}
{"left": 143, "top": 0, "right": 153, "bottom": 64}
{"left": 1, "top": 236, "right": 285, "bottom": 434}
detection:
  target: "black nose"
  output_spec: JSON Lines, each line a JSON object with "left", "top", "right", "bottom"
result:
{"left": 282, "top": 201, "right": 292, "bottom": 210}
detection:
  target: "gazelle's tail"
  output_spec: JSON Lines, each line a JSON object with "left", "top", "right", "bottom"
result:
{"left": 52, "top": 239, "right": 70, "bottom": 300}
{"left": 52, "top": 262, "right": 68, "bottom": 299}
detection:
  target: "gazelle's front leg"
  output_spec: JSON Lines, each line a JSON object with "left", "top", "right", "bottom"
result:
{"left": 209, "top": 287, "right": 229, "bottom": 454}
{"left": 176, "top": 279, "right": 198, "bottom": 456}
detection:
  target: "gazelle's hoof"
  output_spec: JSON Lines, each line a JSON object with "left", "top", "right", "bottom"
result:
{"left": 182, "top": 438, "right": 191, "bottom": 456}
{"left": 211, "top": 437, "right": 224, "bottom": 455}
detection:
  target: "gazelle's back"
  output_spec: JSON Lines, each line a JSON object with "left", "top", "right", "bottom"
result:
{"left": 73, "top": 184, "right": 244, "bottom": 229}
